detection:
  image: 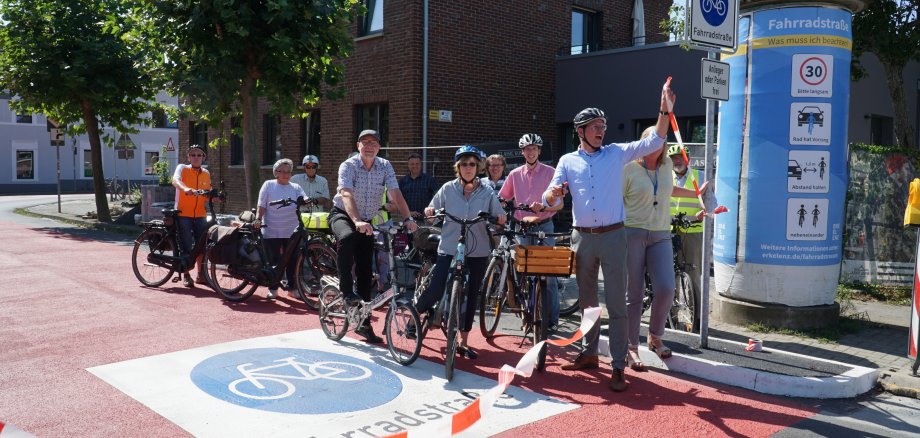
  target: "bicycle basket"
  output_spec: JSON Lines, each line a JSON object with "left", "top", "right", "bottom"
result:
{"left": 393, "top": 254, "right": 420, "bottom": 289}
{"left": 413, "top": 226, "right": 441, "bottom": 254}
{"left": 514, "top": 245, "right": 575, "bottom": 277}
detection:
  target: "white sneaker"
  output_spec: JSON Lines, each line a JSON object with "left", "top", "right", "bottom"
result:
{"left": 267, "top": 289, "right": 277, "bottom": 300}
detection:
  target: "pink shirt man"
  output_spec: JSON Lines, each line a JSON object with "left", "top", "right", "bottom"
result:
{"left": 499, "top": 162, "right": 557, "bottom": 222}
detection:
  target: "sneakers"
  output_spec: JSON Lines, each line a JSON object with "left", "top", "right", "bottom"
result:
{"left": 457, "top": 346, "right": 478, "bottom": 360}
{"left": 355, "top": 324, "right": 383, "bottom": 344}
{"left": 194, "top": 275, "right": 208, "bottom": 285}
{"left": 609, "top": 368, "right": 629, "bottom": 392}
{"left": 560, "top": 353, "right": 599, "bottom": 371}
{"left": 182, "top": 273, "right": 194, "bottom": 288}
{"left": 267, "top": 288, "right": 277, "bottom": 300}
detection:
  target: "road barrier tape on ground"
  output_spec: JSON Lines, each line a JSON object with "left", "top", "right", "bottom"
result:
{"left": 0, "top": 421, "right": 35, "bottom": 438}
{"left": 385, "top": 307, "right": 601, "bottom": 438}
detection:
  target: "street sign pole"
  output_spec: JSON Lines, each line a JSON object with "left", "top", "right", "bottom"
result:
{"left": 700, "top": 51, "right": 720, "bottom": 348}
{"left": 56, "top": 140, "right": 62, "bottom": 213}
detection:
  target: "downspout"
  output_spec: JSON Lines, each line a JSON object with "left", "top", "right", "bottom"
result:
{"left": 422, "top": 0, "right": 429, "bottom": 173}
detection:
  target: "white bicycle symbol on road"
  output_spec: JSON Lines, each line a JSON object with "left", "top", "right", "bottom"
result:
{"left": 228, "top": 357, "right": 372, "bottom": 400}
{"left": 702, "top": 0, "right": 727, "bottom": 15}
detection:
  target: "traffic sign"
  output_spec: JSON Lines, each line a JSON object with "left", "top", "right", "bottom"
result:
{"left": 47, "top": 119, "right": 65, "bottom": 146}
{"left": 688, "top": 0, "right": 739, "bottom": 51}
{"left": 165, "top": 137, "right": 176, "bottom": 152}
{"left": 701, "top": 58, "right": 730, "bottom": 101}
{"left": 791, "top": 54, "right": 833, "bottom": 97}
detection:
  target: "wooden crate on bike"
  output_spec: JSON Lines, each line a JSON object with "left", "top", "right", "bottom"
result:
{"left": 514, "top": 245, "right": 575, "bottom": 277}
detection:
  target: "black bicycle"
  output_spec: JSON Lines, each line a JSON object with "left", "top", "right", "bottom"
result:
{"left": 131, "top": 189, "right": 223, "bottom": 287}
{"left": 206, "top": 196, "right": 337, "bottom": 308}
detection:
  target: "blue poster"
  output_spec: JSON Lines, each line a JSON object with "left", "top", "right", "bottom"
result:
{"left": 716, "top": 7, "right": 851, "bottom": 267}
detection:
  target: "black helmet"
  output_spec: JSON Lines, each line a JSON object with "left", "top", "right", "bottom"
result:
{"left": 573, "top": 107, "right": 606, "bottom": 128}
{"left": 518, "top": 133, "right": 543, "bottom": 148}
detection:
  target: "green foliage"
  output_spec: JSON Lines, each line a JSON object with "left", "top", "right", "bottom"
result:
{"left": 838, "top": 281, "right": 912, "bottom": 305}
{"left": 660, "top": 4, "right": 692, "bottom": 50}
{"left": 153, "top": 146, "right": 171, "bottom": 185}
{"left": 852, "top": 0, "right": 920, "bottom": 81}
{"left": 850, "top": 142, "right": 920, "bottom": 168}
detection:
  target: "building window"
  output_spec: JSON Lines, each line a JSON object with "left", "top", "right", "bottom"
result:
{"left": 190, "top": 121, "right": 208, "bottom": 149}
{"left": 83, "top": 149, "right": 94, "bottom": 178}
{"left": 263, "top": 115, "right": 281, "bottom": 165}
{"left": 302, "top": 111, "right": 321, "bottom": 158}
{"left": 230, "top": 117, "right": 243, "bottom": 166}
{"left": 359, "top": 0, "right": 384, "bottom": 36}
{"left": 355, "top": 103, "right": 388, "bottom": 147}
{"left": 144, "top": 150, "right": 159, "bottom": 175}
{"left": 869, "top": 115, "right": 894, "bottom": 146}
{"left": 15, "top": 150, "right": 34, "bottom": 180}
{"left": 15, "top": 113, "right": 33, "bottom": 124}
{"left": 151, "top": 108, "right": 177, "bottom": 128}
{"left": 571, "top": 8, "right": 600, "bottom": 55}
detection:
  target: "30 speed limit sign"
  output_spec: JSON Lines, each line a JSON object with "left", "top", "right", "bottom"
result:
{"left": 791, "top": 54, "right": 833, "bottom": 97}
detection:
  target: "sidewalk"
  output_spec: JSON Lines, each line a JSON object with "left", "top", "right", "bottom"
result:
{"left": 19, "top": 197, "right": 920, "bottom": 399}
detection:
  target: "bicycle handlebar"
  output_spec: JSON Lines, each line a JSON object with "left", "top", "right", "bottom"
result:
{"left": 269, "top": 196, "right": 316, "bottom": 208}
{"left": 427, "top": 208, "right": 492, "bottom": 226}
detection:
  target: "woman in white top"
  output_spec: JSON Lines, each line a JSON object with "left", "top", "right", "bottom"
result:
{"left": 255, "top": 158, "right": 307, "bottom": 299}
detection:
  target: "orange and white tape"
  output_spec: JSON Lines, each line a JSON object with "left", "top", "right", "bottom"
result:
{"left": 0, "top": 421, "right": 35, "bottom": 438}
{"left": 386, "top": 307, "right": 601, "bottom": 438}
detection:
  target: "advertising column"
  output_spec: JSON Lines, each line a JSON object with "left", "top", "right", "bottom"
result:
{"left": 714, "top": 6, "right": 852, "bottom": 312}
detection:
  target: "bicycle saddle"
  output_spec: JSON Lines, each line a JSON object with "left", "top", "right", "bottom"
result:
{"left": 238, "top": 210, "right": 256, "bottom": 223}
{"left": 521, "top": 215, "right": 541, "bottom": 224}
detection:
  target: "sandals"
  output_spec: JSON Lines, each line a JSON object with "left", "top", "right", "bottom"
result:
{"left": 648, "top": 335, "right": 672, "bottom": 359}
{"left": 457, "top": 346, "right": 478, "bottom": 360}
{"left": 627, "top": 346, "right": 646, "bottom": 371}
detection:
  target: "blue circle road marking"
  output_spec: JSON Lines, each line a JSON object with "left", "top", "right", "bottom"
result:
{"left": 701, "top": 0, "right": 728, "bottom": 27}
{"left": 190, "top": 348, "right": 402, "bottom": 414}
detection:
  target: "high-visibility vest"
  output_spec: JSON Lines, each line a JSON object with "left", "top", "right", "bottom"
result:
{"left": 669, "top": 168, "right": 703, "bottom": 233}
{"left": 372, "top": 192, "right": 389, "bottom": 225}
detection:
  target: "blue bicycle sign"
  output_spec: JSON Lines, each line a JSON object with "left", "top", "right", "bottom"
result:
{"left": 701, "top": 0, "right": 728, "bottom": 26}
{"left": 190, "top": 348, "right": 402, "bottom": 414}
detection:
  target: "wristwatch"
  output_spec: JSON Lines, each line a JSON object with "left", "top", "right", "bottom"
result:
{"left": 659, "top": 110, "right": 669, "bottom": 115}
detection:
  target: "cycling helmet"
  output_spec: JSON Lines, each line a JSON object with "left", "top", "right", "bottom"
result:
{"left": 302, "top": 154, "right": 319, "bottom": 165}
{"left": 518, "top": 133, "right": 544, "bottom": 148}
{"left": 573, "top": 107, "right": 606, "bottom": 128}
{"left": 667, "top": 144, "right": 684, "bottom": 157}
{"left": 188, "top": 144, "right": 208, "bottom": 156}
{"left": 454, "top": 145, "right": 485, "bottom": 162}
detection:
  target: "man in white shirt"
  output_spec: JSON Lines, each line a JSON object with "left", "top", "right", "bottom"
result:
{"left": 290, "top": 155, "right": 331, "bottom": 211}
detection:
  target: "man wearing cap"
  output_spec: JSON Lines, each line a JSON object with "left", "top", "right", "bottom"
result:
{"left": 543, "top": 80, "right": 675, "bottom": 392}
{"left": 172, "top": 144, "right": 212, "bottom": 288}
{"left": 499, "top": 133, "right": 561, "bottom": 333}
{"left": 331, "top": 129, "right": 418, "bottom": 343}
{"left": 290, "top": 155, "right": 331, "bottom": 211}
{"left": 398, "top": 152, "right": 438, "bottom": 219}
{"left": 668, "top": 144, "right": 706, "bottom": 331}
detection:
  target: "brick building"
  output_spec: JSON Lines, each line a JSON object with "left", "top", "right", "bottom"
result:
{"left": 179, "top": 1, "right": 671, "bottom": 213}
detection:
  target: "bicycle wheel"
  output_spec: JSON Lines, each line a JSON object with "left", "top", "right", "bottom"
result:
{"left": 386, "top": 299, "right": 423, "bottom": 366}
{"left": 206, "top": 246, "right": 257, "bottom": 301}
{"left": 671, "top": 271, "right": 696, "bottom": 332}
{"left": 296, "top": 240, "right": 337, "bottom": 310}
{"left": 132, "top": 229, "right": 176, "bottom": 287}
{"left": 444, "top": 277, "right": 462, "bottom": 381}
{"left": 557, "top": 274, "right": 580, "bottom": 316}
{"left": 318, "top": 286, "right": 349, "bottom": 340}
{"left": 479, "top": 257, "right": 508, "bottom": 338}
{"left": 533, "top": 279, "right": 548, "bottom": 372}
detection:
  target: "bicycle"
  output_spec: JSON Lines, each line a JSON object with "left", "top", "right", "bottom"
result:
{"left": 228, "top": 357, "right": 371, "bottom": 400}
{"left": 131, "top": 189, "right": 223, "bottom": 287}
{"left": 417, "top": 209, "right": 493, "bottom": 381}
{"left": 317, "top": 221, "right": 424, "bottom": 366}
{"left": 205, "top": 196, "right": 338, "bottom": 308}
{"left": 479, "top": 203, "right": 572, "bottom": 372}
{"left": 107, "top": 177, "right": 127, "bottom": 201}
{"left": 642, "top": 212, "right": 699, "bottom": 332}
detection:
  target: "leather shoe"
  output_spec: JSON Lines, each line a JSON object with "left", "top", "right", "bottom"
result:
{"left": 609, "top": 368, "right": 628, "bottom": 392}
{"left": 355, "top": 325, "right": 383, "bottom": 344}
{"left": 560, "top": 353, "right": 599, "bottom": 371}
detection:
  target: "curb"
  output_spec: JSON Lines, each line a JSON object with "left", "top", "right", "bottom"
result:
{"left": 597, "top": 326, "right": 878, "bottom": 399}
{"left": 878, "top": 369, "right": 920, "bottom": 399}
{"left": 16, "top": 205, "right": 140, "bottom": 237}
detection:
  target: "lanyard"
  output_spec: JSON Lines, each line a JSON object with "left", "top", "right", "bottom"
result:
{"left": 642, "top": 162, "right": 659, "bottom": 206}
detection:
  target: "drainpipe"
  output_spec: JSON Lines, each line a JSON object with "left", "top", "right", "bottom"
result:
{"left": 422, "top": 0, "right": 429, "bottom": 173}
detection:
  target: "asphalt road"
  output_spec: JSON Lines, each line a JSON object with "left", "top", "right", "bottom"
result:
{"left": 1, "top": 194, "right": 918, "bottom": 437}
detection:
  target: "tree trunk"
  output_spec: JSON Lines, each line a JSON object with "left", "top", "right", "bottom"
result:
{"left": 81, "top": 100, "right": 111, "bottom": 223}
{"left": 881, "top": 58, "right": 916, "bottom": 150}
{"left": 240, "top": 76, "right": 261, "bottom": 208}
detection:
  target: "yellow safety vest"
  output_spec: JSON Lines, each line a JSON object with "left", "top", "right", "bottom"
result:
{"left": 669, "top": 168, "right": 703, "bottom": 233}
{"left": 372, "top": 192, "right": 389, "bottom": 225}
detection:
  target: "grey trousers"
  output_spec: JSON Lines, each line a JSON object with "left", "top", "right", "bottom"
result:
{"left": 571, "top": 227, "right": 627, "bottom": 371}
{"left": 625, "top": 227, "right": 674, "bottom": 346}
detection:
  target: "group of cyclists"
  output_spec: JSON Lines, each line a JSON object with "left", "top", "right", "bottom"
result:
{"left": 171, "top": 79, "right": 706, "bottom": 393}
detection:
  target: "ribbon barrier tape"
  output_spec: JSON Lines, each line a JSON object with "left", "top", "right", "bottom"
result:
{"left": 386, "top": 307, "right": 602, "bottom": 438}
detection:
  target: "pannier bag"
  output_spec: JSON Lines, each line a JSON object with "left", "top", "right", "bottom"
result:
{"left": 302, "top": 212, "right": 330, "bottom": 229}
{"left": 207, "top": 226, "right": 261, "bottom": 266}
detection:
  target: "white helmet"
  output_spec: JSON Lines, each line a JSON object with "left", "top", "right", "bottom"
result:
{"left": 518, "top": 133, "right": 543, "bottom": 148}
{"left": 302, "top": 155, "right": 319, "bottom": 165}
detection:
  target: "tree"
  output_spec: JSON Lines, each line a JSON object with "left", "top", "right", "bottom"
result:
{"left": 853, "top": 0, "right": 920, "bottom": 150}
{"left": 0, "top": 0, "right": 163, "bottom": 222}
{"left": 145, "top": 0, "right": 359, "bottom": 207}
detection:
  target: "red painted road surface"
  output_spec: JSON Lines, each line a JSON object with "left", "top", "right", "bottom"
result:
{"left": 0, "top": 219, "right": 819, "bottom": 437}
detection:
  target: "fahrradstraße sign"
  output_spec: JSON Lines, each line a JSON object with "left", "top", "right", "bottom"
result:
{"left": 688, "top": 0, "right": 739, "bottom": 52}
